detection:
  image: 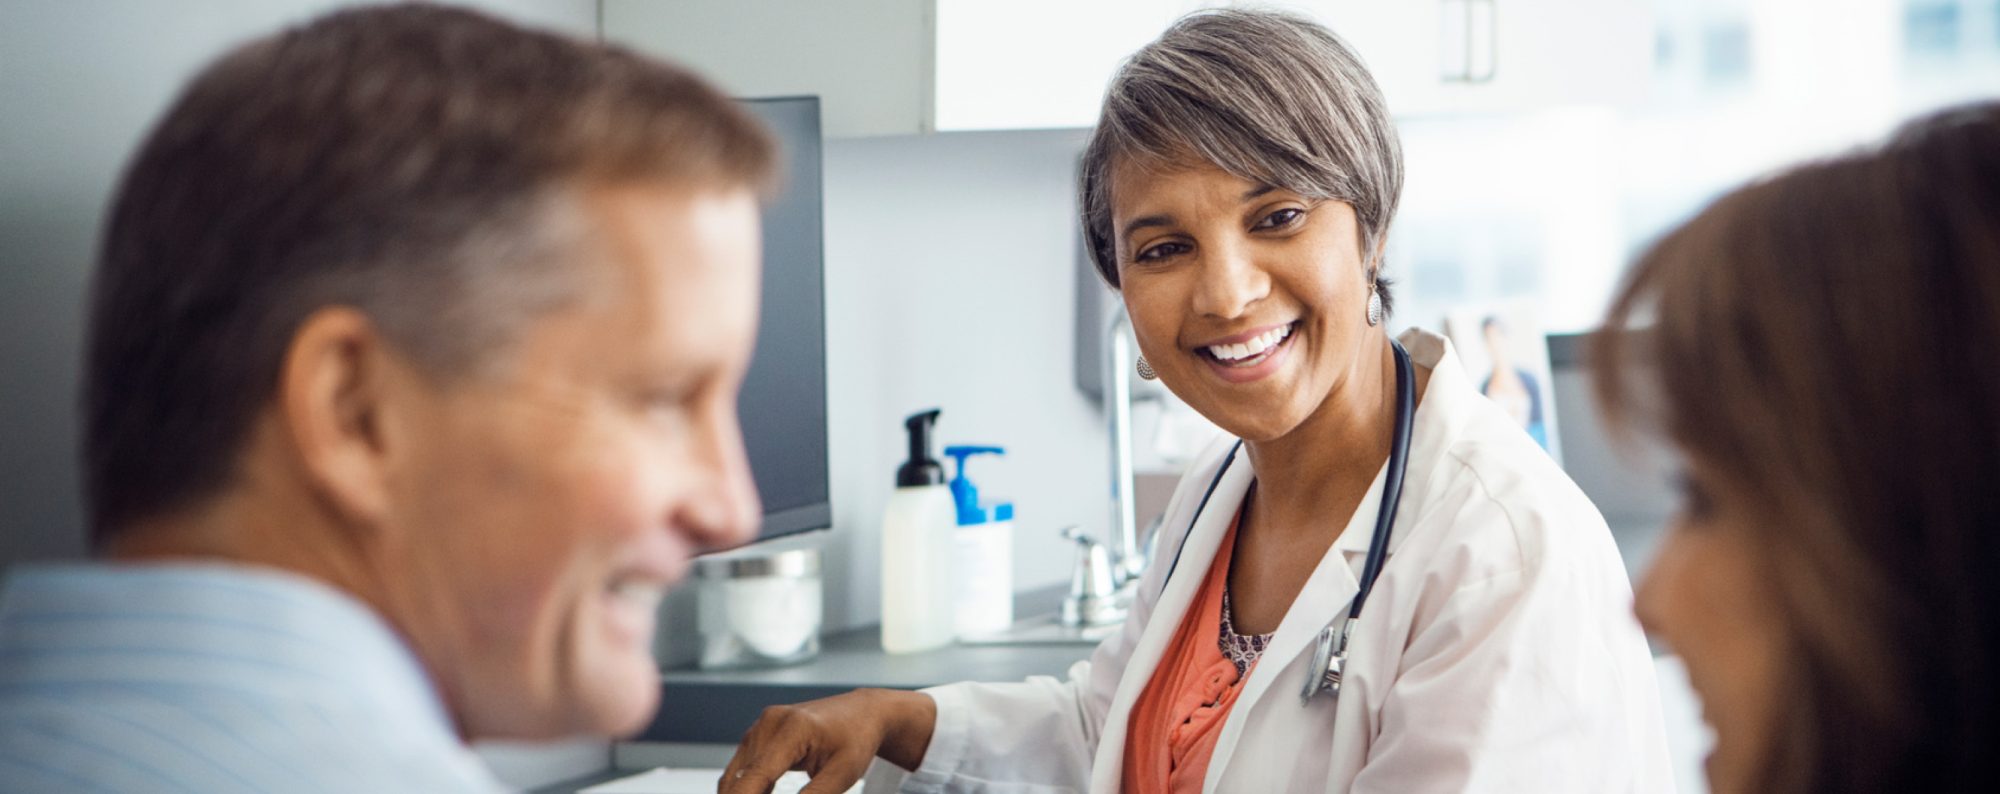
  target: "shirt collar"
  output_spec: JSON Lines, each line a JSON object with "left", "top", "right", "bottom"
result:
{"left": 0, "top": 561, "right": 460, "bottom": 739}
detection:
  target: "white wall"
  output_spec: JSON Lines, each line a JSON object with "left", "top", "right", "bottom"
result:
{"left": 819, "top": 128, "right": 1111, "bottom": 629}
{"left": 0, "top": 2, "right": 609, "bottom": 789}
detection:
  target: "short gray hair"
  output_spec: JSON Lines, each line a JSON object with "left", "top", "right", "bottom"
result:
{"left": 1079, "top": 8, "right": 1405, "bottom": 308}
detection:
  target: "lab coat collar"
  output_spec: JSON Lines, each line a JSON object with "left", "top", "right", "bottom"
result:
{"left": 1326, "top": 328, "right": 1476, "bottom": 560}
{"left": 1205, "top": 328, "right": 1479, "bottom": 790}
{"left": 1091, "top": 442, "right": 1257, "bottom": 794}
{"left": 1207, "top": 484, "right": 1367, "bottom": 790}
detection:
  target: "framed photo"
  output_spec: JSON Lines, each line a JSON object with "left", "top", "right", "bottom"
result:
{"left": 1443, "top": 301, "right": 1562, "bottom": 465}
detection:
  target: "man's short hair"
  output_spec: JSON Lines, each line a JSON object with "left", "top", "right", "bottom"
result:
{"left": 83, "top": 4, "right": 776, "bottom": 539}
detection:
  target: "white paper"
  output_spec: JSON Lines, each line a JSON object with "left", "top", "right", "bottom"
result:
{"left": 580, "top": 767, "right": 859, "bottom": 794}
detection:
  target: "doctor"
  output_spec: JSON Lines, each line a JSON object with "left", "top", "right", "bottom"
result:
{"left": 723, "top": 9, "right": 1669, "bottom": 793}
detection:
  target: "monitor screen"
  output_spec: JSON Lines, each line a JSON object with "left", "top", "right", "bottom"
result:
{"left": 1546, "top": 332, "right": 1676, "bottom": 581}
{"left": 736, "top": 96, "right": 830, "bottom": 541}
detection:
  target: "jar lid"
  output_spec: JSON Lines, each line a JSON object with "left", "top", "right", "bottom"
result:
{"left": 694, "top": 547, "right": 821, "bottom": 579}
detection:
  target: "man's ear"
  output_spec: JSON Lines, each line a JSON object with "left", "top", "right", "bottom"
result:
{"left": 277, "top": 307, "right": 406, "bottom": 527}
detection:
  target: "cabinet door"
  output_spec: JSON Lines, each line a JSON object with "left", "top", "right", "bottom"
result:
{"left": 932, "top": 0, "right": 1192, "bottom": 131}
{"left": 1276, "top": 0, "right": 1440, "bottom": 117}
{"left": 1473, "top": 0, "right": 1652, "bottom": 113}
{"left": 602, "top": 0, "right": 934, "bottom": 137}
{"left": 603, "top": 0, "right": 1652, "bottom": 135}
{"left": 1287, "top": 0, "right": 1652, "bottom": 117}
{"left": 933, "top": 0, "right": 1481, "bottom": 129}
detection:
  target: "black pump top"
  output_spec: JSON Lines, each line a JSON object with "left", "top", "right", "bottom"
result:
{"left": 897, "top": 409, "right": 946, "bottom": 487}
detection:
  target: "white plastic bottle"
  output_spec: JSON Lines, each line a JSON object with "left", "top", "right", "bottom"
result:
{"left": 944, "top": 445, "right": 1013, "bottom": 638}
{"left": 880, "top": 409, "right": 958, "bottom": 654}
{"left": 953, "top": 513, "right": 1013, "bottom": 638}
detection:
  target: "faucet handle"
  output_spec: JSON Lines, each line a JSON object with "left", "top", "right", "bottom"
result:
{"left": 1059, "top": 526, "right": 1114, "bottom": 597}
{"left": 1059, "top": 525, "right": 1128, "bottom": 628}
{"left": 1115, "top": 515, "right": 1163, "bottom": 585}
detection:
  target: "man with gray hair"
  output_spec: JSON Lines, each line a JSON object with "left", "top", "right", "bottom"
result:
{"left": 0, "top": 6, "right": 772, "bottom": 791}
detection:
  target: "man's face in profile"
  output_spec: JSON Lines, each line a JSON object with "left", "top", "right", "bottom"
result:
{"left": 385, "top": 185, "right": 764, "bottom": 738}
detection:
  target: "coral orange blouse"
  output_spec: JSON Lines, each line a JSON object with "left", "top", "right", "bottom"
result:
{"left": 1120, "top": 517, "right": 1255, "bottom": 794}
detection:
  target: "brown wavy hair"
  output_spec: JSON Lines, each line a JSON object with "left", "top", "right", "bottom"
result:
{"left": 1593, "top": 101, "right": 2000, "bottom": 792}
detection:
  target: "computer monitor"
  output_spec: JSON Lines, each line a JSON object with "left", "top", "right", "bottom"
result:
{"left": 1546, "top": 332, "right": 1677, "bottom": 580}
{"left": 736, "top": 96, "right": 830, "bottom": 542}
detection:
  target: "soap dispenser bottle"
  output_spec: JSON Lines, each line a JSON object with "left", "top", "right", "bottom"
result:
{"left": 880, "top": 409, "right": 958, "bottom": 654}
{"left": 944, "top": 445, "right": 1013, "bottom": 639}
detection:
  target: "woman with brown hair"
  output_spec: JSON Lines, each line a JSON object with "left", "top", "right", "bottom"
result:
{"left": 1594, "top": 100, "right": 2000, "bottom": 793}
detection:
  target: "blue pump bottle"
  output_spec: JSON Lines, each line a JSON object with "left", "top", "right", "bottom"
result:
{"left": 943, "top": 445, "right": 1014, "bottom": 638}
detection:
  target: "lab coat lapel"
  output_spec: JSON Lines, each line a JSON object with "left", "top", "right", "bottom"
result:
{"left": 1386, "top": 328, "right": 1476, "bottom": 559}
{"left": 1202, "top": 328, "right": 1477, "bottom": 790}
{"left": 1201, "top": 463, "right": 1381, "bottom": 792}
{"left": 1091, "top": 448, "right": 1254, "bottom": 794}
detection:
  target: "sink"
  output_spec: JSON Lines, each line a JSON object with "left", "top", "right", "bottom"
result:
{"left": 955, "top": 585, "right": 1123, "bottom": 646}
{"left": 958, "top": 612, "right": 1119, "bottom": 646}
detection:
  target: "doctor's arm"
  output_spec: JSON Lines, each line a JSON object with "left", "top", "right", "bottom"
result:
{"left": 897, "top": 442, "right": 1233, "bottom": 791}
{"left": 719, "top": 688, "right": 937, "bottom": 794}
{"left": 897, "top": 625, "right": 1132, "bottom": 791}
{"left": 720, "top": 576, "right": 1150, "bottom": 794}
{"left": 721, "top": 441, "right": 1218, "bottom": 793}
{"left": 893, "top": 446, "right": 1216, "bottom": 792}
{"left": 1348, "top": 524, "right": 1667, "bottom": 792}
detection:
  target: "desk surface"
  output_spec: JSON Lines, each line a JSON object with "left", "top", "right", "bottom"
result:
{"left": 639, "top": 619, "right": 1095, "bottom": 744}
{"left": 634, "top": 521, "right": 1672, "bottom": 746}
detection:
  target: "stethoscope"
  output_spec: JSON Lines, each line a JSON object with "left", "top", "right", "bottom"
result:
{"left": 1157, "top": 338, "right": 1416, "bottom": 707}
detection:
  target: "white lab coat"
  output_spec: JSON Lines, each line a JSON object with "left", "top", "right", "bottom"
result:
{"left": 900, "top": 329, "right": 1673, "bottom": 793}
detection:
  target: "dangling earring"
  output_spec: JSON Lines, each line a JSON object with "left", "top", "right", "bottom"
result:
{"left": 1364, "top": 269, "right": 1385, "bottom": 327}
{"left": 1135, "top": 355, "right": 1158, "bottom": 381}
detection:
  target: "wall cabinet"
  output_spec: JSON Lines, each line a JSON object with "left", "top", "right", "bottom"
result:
{"left": 601, "top": 0, "right": 1652, "bottom": 136}
{"left": 1373, "top": 0, "right": 1655, "bottom": 117}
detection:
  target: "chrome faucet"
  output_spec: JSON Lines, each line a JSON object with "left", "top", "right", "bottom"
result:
{"left": 1058, "top": 526, "right": 1127, "bottom": 628}
{"left": 1058, "top": 308, "right": 1155, "bottom": 629}
{"left": 1105, "top": 309, "right": 1147, "bottom": 587}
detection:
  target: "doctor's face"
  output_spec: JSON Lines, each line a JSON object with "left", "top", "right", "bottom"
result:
{"left": 1108, "top": 160, "right": 1377, "bottom": 442}
{"left": 1634, "top": 464, "right": 1784, "bottom": 794}
{"left": 386, "top": 185, "right": 763, "bottom": 739}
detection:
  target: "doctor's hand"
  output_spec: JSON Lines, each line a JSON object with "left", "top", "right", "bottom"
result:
{"left": 719, "top": 687, "right": 936, "bottom": 794}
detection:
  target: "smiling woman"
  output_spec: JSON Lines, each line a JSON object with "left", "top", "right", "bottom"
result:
{"left": 720, "top": 9, "right": 1673, "bottom": 794}
{"left": 1107, "top": 167, "right": 1388, "bottom": 448}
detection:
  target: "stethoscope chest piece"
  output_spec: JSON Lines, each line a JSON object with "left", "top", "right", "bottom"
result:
{"left": 1301, "top": 616, "right": 1358, "bottom": 704}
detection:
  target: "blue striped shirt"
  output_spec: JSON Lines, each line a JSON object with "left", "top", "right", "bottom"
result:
{"left": 0, "top": 563, "right": 506, "bottom": 793}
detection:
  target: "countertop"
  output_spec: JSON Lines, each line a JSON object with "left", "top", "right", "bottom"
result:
{"left": 547, "top": 523, "right": 1689, "bottom": 792}
{"left": 637, "top": 619, "right": 1095, "bottom": 744}
{"left": 628, "top": 519, "right": 1674, "bottom": 747}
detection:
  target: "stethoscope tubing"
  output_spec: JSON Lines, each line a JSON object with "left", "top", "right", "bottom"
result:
{"left": 1155, "top": 338, "right": 1418, "bottom": 705}
{"left": 1352, "top": 337, "right": 1416, "bottom": 620}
